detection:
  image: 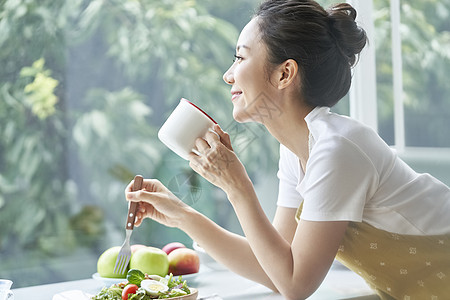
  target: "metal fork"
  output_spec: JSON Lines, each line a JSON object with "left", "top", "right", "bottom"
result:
{"left": 113, "top": 175, "right": 144, "bottom": 275}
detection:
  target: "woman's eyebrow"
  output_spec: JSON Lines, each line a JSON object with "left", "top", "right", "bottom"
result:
{"left": 236, "top": 44, "right": 250, "bottom": 52}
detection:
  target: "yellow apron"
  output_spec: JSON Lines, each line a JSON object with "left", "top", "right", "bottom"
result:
{"left": 295, "top": 207, "right": 450, "bottom": 299}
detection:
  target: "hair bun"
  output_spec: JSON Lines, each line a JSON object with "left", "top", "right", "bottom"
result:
{"left": 326, "top": 3, "right": 367, "bottom": 66}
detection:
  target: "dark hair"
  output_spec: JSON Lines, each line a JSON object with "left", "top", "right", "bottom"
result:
{"left": 255, "top": 0, "right": 368, "bottom": 107}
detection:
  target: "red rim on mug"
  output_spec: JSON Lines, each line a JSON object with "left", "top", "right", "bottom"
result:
{"left": 181, "top": 98, "right": 217, "bottom": 124}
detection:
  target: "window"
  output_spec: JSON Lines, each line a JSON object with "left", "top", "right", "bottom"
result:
{"left": 0, "top": 0, "right": 263, "bottom": 287}
{"left": 349, "top": 0, "right": 450, "bottom": 185}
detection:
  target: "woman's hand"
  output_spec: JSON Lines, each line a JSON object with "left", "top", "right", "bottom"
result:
{"left": 188, "top": 124, "right": 252, "bottom": 195}
{"left": 125, "top": 178, "right": 191, "bottom": 228}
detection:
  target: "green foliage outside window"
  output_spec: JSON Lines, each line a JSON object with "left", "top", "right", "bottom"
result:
{"left": 0, "top": 0, "right": 261, "bottom": 287}
{"left": 374, "top": 0, "right": 450, "bottom": 146}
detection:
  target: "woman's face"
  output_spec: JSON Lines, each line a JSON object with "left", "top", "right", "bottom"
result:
{"left": 223, "top": 18, "right": 279, "bottom": 124}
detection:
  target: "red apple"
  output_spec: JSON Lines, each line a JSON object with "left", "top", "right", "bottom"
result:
{"left": 162, "top": 242, "right": 186, "bottom": 255}
{"left": 167, "top": 248, "right": 200, "bottom": 276}
{"left": 131, "top": 244, "right": 147, "bottom": 254}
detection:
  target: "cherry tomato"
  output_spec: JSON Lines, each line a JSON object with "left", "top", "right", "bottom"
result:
{"left": 122, "top": 284, "right": 139, "bottom": 300}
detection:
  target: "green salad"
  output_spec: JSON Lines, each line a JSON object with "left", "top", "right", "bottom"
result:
{"left": 92, "top": 269, "right": 192, "bottom": 300}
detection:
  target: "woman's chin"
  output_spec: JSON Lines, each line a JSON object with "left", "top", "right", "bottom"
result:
{"left": 232, "top": 109, "right": 250, "bottom": 123}
{"left": 233, "top": 109, "right": 267, "bottom": 125}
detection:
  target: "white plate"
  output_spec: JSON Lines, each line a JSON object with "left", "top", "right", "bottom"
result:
{"left": 92, "top": 272, "right": 200, "bottom": 286}
{"left": 170, "top": 272, "right": 199, "bottom": 284}
{"left": 53, "top": 288, "right": 199, "bottom": 300}
{"left": 92, "top": 273, "right": 127, "bottom": 286}
{"left": 53, "top": 290, "right": 92, "bottom": 300}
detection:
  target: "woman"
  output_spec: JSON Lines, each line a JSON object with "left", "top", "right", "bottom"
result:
{"left": 126, "top": 1, "right": 450, "bottom": 299}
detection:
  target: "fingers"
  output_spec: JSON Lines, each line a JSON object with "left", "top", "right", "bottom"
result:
{"left": 123, "top": 178, "right": 186, "bottom": 228}
{"left": 208, "top": 127, "right": 220, "bottom": 138}
{"left": 134, "top": 202, "right": 149, "bottom": 226}
{"left": 134, "top": 202, "right": 157, "bottom": 226}
{"left": 127, "top": 189, "right": 165, "bottom": 203}
{"left": 125, "top": 180, "right": 134, "bottom": 193}
{"left": 125, "top": 178, "right": 162, "bottom": 194}
{"left": 190, "top": 133, "right": 216, "bottom": 158}
{"left": 191, "top": 148, "right": 202, "bottom": 156}
{"left": 191, "top": 125, "right": 231, "bottom": 157}
{"left": 193, "top": 137, "right": 211, "bottom": 154}
{"left": 134, "top": 205, "right": 144, "bottom": 227}
{"left": 213, "top": 124, "right": 233, "bottom": 150}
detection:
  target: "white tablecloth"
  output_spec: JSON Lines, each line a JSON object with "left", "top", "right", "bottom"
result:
{"left": 13, "top": 263, "right": 379, "bottom": 300}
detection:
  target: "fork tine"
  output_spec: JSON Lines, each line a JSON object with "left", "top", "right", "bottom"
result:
{"left": 121, "top": 256, "right": 131, "bottom": 273}
{"left": 113, "top": 254, "right": 122, "bottom": 274}
{"left": 116, "top": 257, "right": 123, "bottom": 274}
{"left": 114, "top": 253, "right": 128, "bottom": 274}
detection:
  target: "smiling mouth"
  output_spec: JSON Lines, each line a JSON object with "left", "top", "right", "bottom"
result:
{"left": 231, "top": 91, "right": 242, "bottom": 101}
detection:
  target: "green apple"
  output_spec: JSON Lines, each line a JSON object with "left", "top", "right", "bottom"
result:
{"left": 129, "top": 247, "right": 169, "bottom": 277}
{"left": 97, "top": 246, "right": 128, "bottom": 278}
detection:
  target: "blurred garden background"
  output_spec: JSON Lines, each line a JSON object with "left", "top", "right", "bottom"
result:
{"left": 0, "top": 0, "right": 449, "bottom": 288}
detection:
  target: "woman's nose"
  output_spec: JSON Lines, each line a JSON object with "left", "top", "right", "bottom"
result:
{"left": 223, "top": 67, "right": 234, "bottom": 85}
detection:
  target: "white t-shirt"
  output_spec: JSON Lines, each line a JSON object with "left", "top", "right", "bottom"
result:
{"left": 277, "top": 106, "right": 450, "bottom": 235}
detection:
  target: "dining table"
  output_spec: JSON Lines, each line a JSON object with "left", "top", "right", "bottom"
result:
{"left": 12, "top": 261, "right": 379, "bottom": 300}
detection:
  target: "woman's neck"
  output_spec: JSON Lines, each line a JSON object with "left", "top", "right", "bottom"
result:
{"left": 264, "top": 97, "right": 313, "bottom": 161}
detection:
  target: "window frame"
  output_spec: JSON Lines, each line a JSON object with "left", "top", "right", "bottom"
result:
{"left": 348, "top": 0, "right": 450, "bottom": 163}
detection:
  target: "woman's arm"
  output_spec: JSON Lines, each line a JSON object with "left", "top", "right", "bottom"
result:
{"left": 126, "top": 179, "right": 277, "bottom": 290}
{"left": 180, "top": 208, "right": 278, "bottom": 290}
{"left": 181, "top": 205, "right": 300, "bottom": 291}
{"left": 272, "top": 206, "right": 299, "bottom": 243}
{"left": 127, "top": 179, "right": 303, "bottom": 292}
{"left": 188, "top": 125, "right": 349, "bottom": 299}
{"left": 226, "top": 184, "right": 348, "bottom": 299}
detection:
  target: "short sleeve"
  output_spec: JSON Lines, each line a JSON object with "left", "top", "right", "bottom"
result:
{"left": 276, "top": 144, "right": 304, "bottom": 208}
{"left": 299, "top": 136, "right": 379, "bottom": 222}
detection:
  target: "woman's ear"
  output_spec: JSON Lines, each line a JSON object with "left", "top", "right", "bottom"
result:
{"left": 277, "top": 59, "right": 299, "bottom": 90}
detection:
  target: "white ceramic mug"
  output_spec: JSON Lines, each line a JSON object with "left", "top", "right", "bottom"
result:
{"left": 0, "top": 279, "right": 14, "bottom": 300}
{"left": 158, "top": 98, "right": 217, "bottom": 160}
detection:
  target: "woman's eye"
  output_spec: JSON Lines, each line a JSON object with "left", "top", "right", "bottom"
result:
{"left": 233, "top": 54, "right": 243, "bottom": 63}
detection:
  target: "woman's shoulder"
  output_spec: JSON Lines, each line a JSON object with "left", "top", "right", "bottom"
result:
{"left": 307, "top": 107, "right": 375, "bottom": 140}
{"left": 312, "top": 110, "right": 392, "bottom": 156}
